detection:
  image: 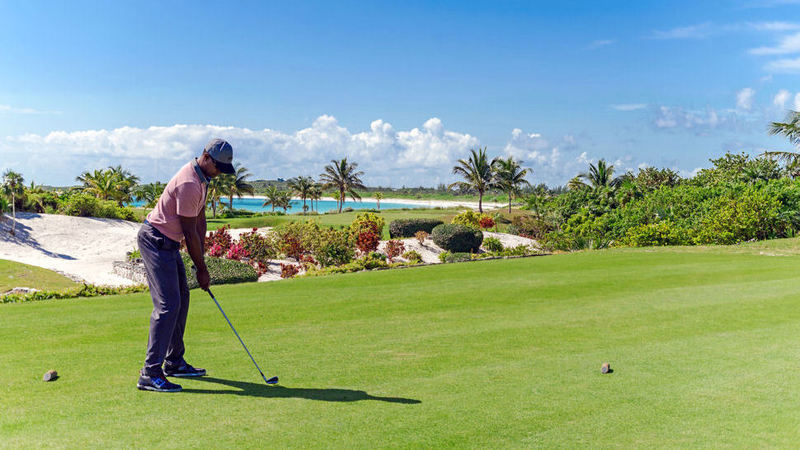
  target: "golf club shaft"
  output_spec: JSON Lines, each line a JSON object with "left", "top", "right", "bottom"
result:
{"left": 207, "top": 289, "right": 270, "bottom": 384}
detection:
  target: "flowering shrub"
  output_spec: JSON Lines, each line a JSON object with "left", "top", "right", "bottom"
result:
{"left": 312, "top": 228, "right": 355, "bottom": 267}
{"left": 415, "top": 230, "right": 429, "bottom": 246}
{"left": 205, "top": 225, "right": 233, "bottom": 254}
{"left": 225, "top": 243, "right": 248, "bottom": 261}
{"left": 385, "top": 239, "right": 405, "bottom": 263}
{"left": 351, "top": 212, "right": 385, "bottom": 238}
{"left": 208, "top": 243, "right": 225, "bottom": 257}
{"left": 275, "top": 220, "right": 320, "bottom": 260}
{"left": 238, "top": 228, "right": 277, "bottom": 264}
{"left": 356, "top": 230, "right": 381, "bottom": 254}
{"left": 255, "top": 261, "right": 270, "bottom": 276}
{"left": 451, "top": 210, "right": 483, "bottom": 229}
{"left": 280, "top": 263, "right": 300, "bottom": 278}
{"left": 479, "top": 216, "right": 495, "bottom": 230}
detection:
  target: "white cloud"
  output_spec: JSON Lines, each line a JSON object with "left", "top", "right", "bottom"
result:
{"left": 610, "top": 103, "right": 647, "bottom": 111}
{"left": 774, "top": 89, "right": 791, "bottom": 108}
{"left": 750, "top": 31, "right": 800, "bottom": 54}
{"left": 765, "top": 56, "right": 800, "bottom": 72}
{"left": 736, "top": 88, "right": 756, "bottom": 110}
{"left": 653, "top": 106, "right": 732, "bottom": 132}
{"left": 0, "top": 116, "right": 480, "bottom": 187}
{"left": 794, "top": 93, "right": 800, "bottom": 110}
{"left": 748, "top": 21, "right": 800, "bottom": 31}
{"left": 649, "top": 22, "right": 714, "bottom": 39}
{"left": 0, "top": 104, "right": 61, "bottom": 115}
{"left": 587, "top": 39, "right": 615, "bottom": 49}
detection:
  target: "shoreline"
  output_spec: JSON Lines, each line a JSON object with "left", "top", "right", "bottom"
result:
{"left": 243, "top": 195, "right": 505, "bottom": 210}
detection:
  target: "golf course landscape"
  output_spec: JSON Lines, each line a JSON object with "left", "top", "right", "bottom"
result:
{"left": 5, "top": 239, "right": 800, "bottom": 447}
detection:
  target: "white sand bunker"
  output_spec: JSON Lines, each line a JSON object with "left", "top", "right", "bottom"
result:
{"left": 0, "top": 213, "right": 141, "bottom": 286}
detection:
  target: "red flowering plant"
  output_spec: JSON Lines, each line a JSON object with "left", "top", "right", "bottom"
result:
{"left": 208, "top": 243, "right": 225, "bottom": 257}
{"left": 356, "top": 230, "right": 381, "bottom": 254}
{"left": 205, "top": 225, "right": 233, "bottom": 254}
{"left": 280, "top": 263, "right": 300, "bottom": 279}
{"left": 225, "top": 243, "right": 249, "bottom": 261}
{"left": 351, "top": 213, "right": 385, "bottom": 255}
{"left": 385, "top": 239, "right": 405, "bottom": 263}
{"left": 479, "top": 216, "right": 495, "bottom": 230}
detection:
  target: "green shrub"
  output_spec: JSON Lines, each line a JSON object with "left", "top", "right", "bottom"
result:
{"left": 1, "top": 284, "right": 148, "bottom": 304}
{"left": 237, "top": 229, "right": 278, "bottom": 264}
{"left": 388, "top": 218, "right": 444, "bottom": 238}
{"left": 60, "top": 193, "right": 136, "bottom": 220}
{"left": 443, "top": 252, "right": 472, "bottom": 263}
{"left": 623, "top": 221, "right": 691, "bottom": 247}
{"left": 351, "top": 212, "right": 385, "bottom": 237}
{"left": 438, "top": 251, "right": 450, "bottom": 263}
{"left": 304, "top": 252, "right": 388, "bottom": 277}
{"left": 402, "top": 250, "right": 423, "bottom": 263}
{"left": 482, "top": 237, "right": 504, "bottom": 252}
{"left": 181, "top": 253, "right": 258, "bottom": 289}
{"left": 312, "top": 228, "right": 355, "bottom": 267}
{"left": 431, "top": 224, "right": 483, "bottom": 253}
{"left": 451, "top": 210, "right": 488, "bottom": 229}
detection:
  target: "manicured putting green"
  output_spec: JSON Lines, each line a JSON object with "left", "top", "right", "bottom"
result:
{"left": 3, "top": 242, "right": 800, "bottom": 446}
{"left": 0, "top": 259, "right": 78, "bottom": 293}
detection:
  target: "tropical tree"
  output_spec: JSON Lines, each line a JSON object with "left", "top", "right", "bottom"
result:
{"left": 262, "top": 185, "right": 283, "bottom": 212}
{"left": 219, "top": 163, "right": 255, "bottom": 211}
{"left": 2, "top": 170, "right": 25, "bottom": 235}
{"left": 319, "top": 158, "right": 366, "bottom": 213}
{"left": 493, "top": 157, "right": 532, "bottom": 213}
{"left": 206, "top": 177, "right": 224, "bottom": 218}
{"left": 308, "top": 184, "right": 323, "bottom": 212}
{"left": 576, "top": 159, "right": 621, "bottom": 189}
{"left": 288, "top": 176, "right": 315, "bottom": 212}
{"left": 109, "top": 165, "right": 140, "bottom": 206}
{"left": 762, "top": 111, "right": 800, "bottom": 176}
{"left": 567, "top": 176, "right": 588, "bottom": 191}
{"left": 276, "top": 190, "right": 293, "bottom": 212}
{"left": 134, "top": 182, "right": 166, "bottom": 209}
{"left": 76, "top": 166, "right": 139, "bottom": 205}
{"left": 374, "top": 192, "right": 383, "bottom": 210}
{"left": 448, "top": 147, "right": 498, "bottom": 213}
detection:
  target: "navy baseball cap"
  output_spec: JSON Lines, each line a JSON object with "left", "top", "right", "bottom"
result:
{"left": 203, "top": 139, "right": 235, "bottom": 174}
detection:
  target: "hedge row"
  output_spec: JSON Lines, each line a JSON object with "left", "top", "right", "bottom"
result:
{"left": 388, "top": 218, "right": 444, "bottom": 238}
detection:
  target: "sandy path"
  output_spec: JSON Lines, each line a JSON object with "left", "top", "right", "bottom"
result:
{"left": 0, "top": 213, "right": 140, "bottom": 286}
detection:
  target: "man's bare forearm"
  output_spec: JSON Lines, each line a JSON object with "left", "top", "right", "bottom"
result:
{"left": 196, "top": 211, "right": 207, "bottom": 254}
{"left": 179, "top": 215, "right": 206, "bottom": 272}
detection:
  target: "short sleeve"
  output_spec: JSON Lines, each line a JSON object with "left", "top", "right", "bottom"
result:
{"left": 174, "top": 182, "right": 203, "bottom": 217}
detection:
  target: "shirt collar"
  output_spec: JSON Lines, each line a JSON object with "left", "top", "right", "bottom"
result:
{"left": 191, "top": 158, "right": 210, "bottom": 185}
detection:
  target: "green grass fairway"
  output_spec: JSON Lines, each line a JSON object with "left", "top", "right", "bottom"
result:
{"left": 0, "top": 259, "right": 78, "bottom": 292}
{"left": 5, "top": 243, "right": 800, "bottom": 446}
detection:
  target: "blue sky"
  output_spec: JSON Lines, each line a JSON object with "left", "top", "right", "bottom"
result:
{"left": 1, "top": 0, "right": 800, "bottom": 186}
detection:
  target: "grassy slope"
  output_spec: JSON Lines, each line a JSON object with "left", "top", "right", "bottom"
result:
{"left": 4, "top": 243, "right": 800, "bottom": 446}
{"left": 206, "top": 208, "right": 459, "bottom": 238}
{"left": 0, "top": 259, "right": 78, "bottom": 292}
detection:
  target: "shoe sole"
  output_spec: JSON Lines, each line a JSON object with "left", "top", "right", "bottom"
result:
{"left": 165, "top": 371, "right": 207, "bottom": 378}
{"left": 137, "top": 384, "right": 182, "bottom": 392}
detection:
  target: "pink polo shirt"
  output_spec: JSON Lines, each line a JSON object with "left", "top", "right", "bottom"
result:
{"left": 146, "top": 160, "right": 208, "bottom": 243}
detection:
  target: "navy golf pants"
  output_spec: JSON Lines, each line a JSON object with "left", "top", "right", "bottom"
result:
{"left": 138, "top": 222, "right": 190, "bottom": 376}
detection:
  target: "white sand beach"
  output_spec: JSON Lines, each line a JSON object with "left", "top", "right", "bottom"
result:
{"left": 250, "top": 195, "right": 505, "bottom": 210}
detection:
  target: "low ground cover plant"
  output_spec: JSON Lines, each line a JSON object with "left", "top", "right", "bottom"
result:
{"left": 1, "top": 284, "right": 148, "bottom": 304}
{"left": 181, "top": 253, "right": 258, "bottom": 289}
{"left": 482, "top": 236, "right": 504, "bottom": 252}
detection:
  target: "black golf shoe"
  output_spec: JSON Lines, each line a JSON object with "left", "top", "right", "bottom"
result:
{"left": 163, "top": 361, "right": 207, "bottom": 378}
{"left": 137, "top": 372, "right": 182, "bottom": 392}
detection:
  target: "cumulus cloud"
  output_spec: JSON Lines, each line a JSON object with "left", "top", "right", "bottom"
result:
{"left": 765, "top": 56, "right": 800, "bottom": 72}
{"left": 736, "top": 88, "right": 756, "bottom": 110}
{"left": 774, "top": 89, "right": 791, "bottom": 108}
{"left": 750, "top": 31, "right": 800, "bottom": 54}
{"left": 0, "top": 116, "right": 480, "bottom": 187}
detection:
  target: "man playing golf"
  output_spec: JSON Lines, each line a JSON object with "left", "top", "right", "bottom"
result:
{"left": 136, "top": 139, "right": 235, "bottom": 392}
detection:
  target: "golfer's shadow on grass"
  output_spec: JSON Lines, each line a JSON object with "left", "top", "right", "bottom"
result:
{"left": 183, "top": 377, "right": 421, "bottom": 404}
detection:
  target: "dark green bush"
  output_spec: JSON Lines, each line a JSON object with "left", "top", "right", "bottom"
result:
{"left": 389, "top": 218, "right": 445, "bottom": 238}
{"left": 182, "top": 253, "right": 258, "bottom": 289}
{"left": 431, "top": 224, "right": 483, "bottom": 253}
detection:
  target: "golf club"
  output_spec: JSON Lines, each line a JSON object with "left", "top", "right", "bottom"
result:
{"left": 205, "top": 287, "right": 278, "bottom": 385}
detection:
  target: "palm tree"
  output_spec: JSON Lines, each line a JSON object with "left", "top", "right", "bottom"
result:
{"left": 448, "top": 147, "right": 498, "bottom": 213}
{"left": 493, "top": 157, "right": 532, "bottom": 213}
{"left": 276, "top": 190, "right": 293, "bottom": 212}
{"left": 762, "top": 111, "right": 800, "bottom": 176}
{"left": 108, "top": 165, "right": 140, "bottom": 206}
{"left": 288, "top": 176, "right": 315, "bottom": 213}
{"left": 220, "top": 164, "right": 255, "bottom": 211}
{"left": 262, "top": 185, "right": 283, "bottom": 212}
{"left": 134, "top": 182, "right": 166, "bottom": 208}
{"left": 76, "top": 169, "right": 116, "bottom": 200}
{"left": 567, "top": 176, "right": 588, "bottom": 191}
{"left": 308, "top": 184, "right": 323, "bottom": 212}
{"left": 206, "top": 177, "right": 224, "bottom": 218}
{"left": 374, "top": 192, "right": 383, "bottom": 210}
{"left": 577, "top": 159, "right": 620, "bottom": 189}
{"left": 319, "top": 158, "right": 366, "bottom": 213}
{"left": 2, "top": 170, "right": 24, "bottom": 235}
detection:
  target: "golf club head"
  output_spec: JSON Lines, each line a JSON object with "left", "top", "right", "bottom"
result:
{"left": 265, "top": 375, "right": 279, "bottom": 385}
